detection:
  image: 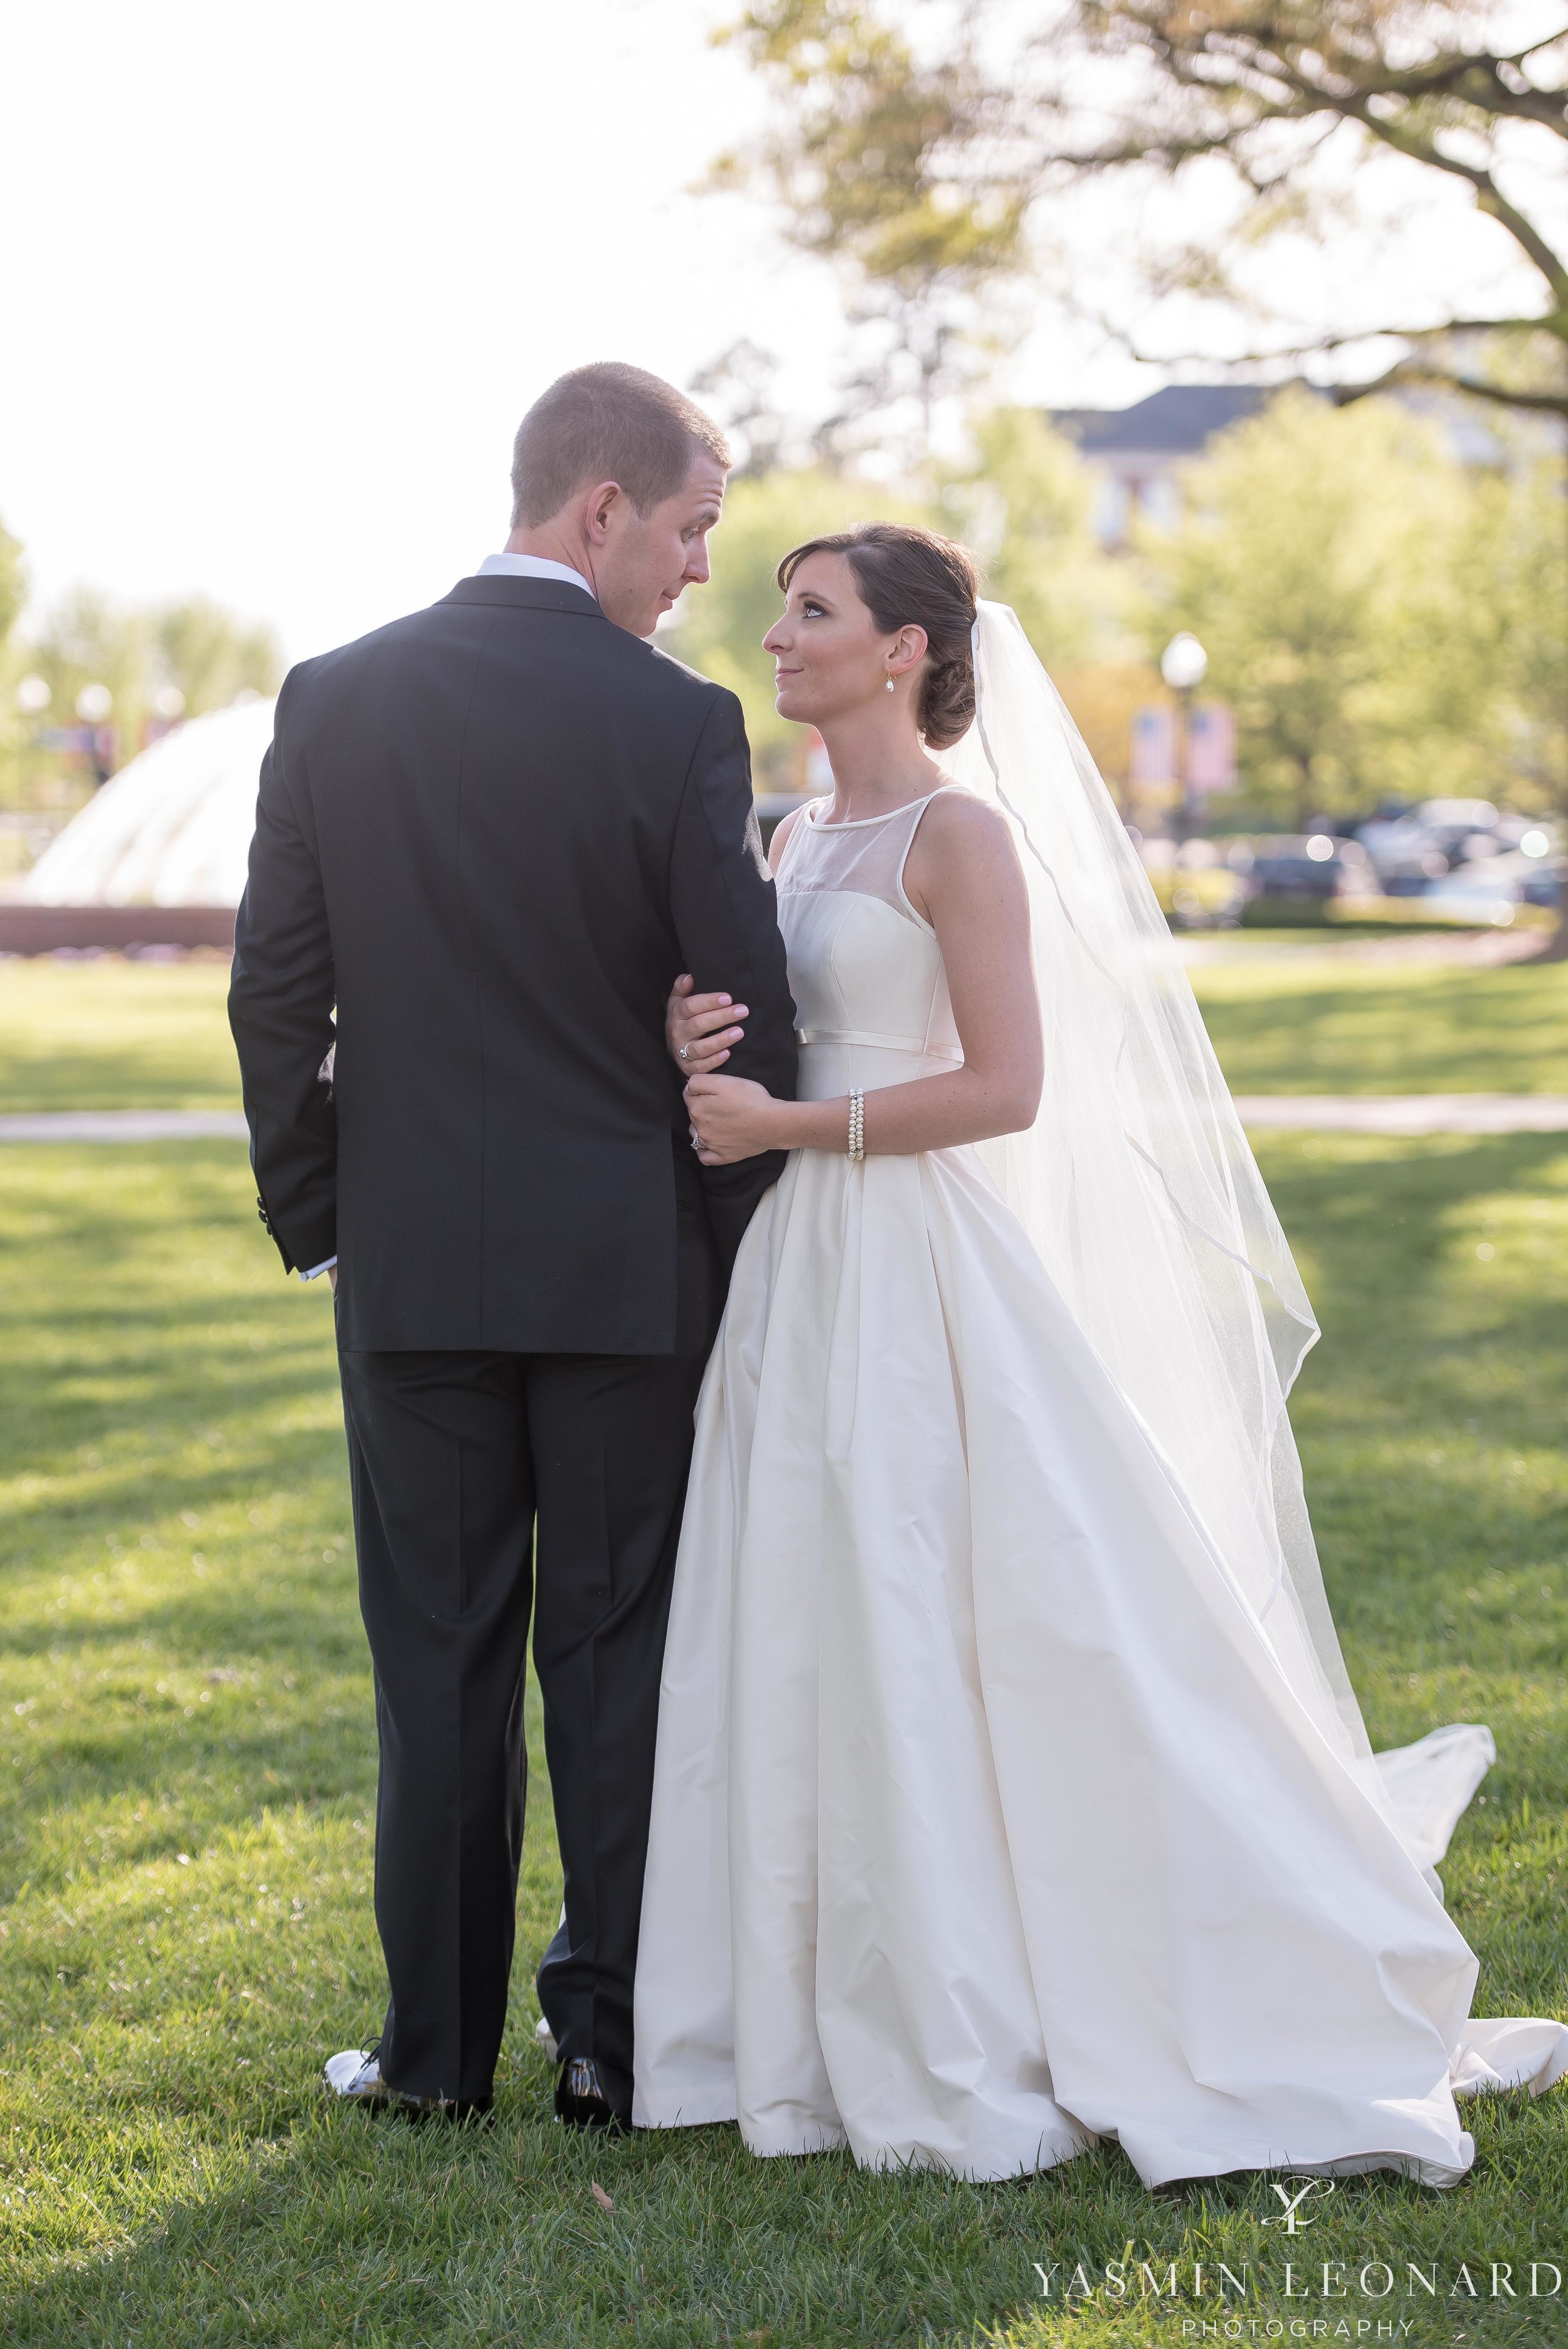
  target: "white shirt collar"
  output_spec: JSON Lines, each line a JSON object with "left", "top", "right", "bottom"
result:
{"left": 474, "top": 552, "right": 596, "bottom": 602}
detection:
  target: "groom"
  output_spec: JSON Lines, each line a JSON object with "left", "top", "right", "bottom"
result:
{"left": 230, "top": 363, "right": 797, "bottom": 2128}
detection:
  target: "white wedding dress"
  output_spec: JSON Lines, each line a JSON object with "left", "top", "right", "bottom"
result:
{"left": 632, "top": 782, "right": 1567, "bottom": 2188}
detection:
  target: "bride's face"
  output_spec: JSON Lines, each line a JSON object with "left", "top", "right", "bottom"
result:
{"left": 763, "top": 554, "right": 926, "bottom": 728}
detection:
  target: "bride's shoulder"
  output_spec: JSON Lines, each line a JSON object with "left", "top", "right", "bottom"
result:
{"left": 905, "top": 789, "right": 1024, "bottom": 920}
{"left": 918, "top": 787, "right": 1015, "bottom": 858}
{"left": 766, "top": 797, "right": 823, "bottom": 874}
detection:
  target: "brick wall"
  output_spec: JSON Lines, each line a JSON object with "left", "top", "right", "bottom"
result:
{"left": 0, "top": 906, "right": 236, "bottom": 954}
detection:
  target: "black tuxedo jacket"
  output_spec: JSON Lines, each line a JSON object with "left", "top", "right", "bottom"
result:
{"left": 229, "top": 575, "right": 798, "bottom": 1353}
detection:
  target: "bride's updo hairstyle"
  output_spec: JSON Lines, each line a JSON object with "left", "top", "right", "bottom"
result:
{"left": 776, "top": 523, "right": 980, "bottom": 749}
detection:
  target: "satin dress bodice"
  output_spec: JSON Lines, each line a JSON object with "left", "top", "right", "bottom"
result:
{"left": 776, "top": 792, "right": 963, "bottom": 1105}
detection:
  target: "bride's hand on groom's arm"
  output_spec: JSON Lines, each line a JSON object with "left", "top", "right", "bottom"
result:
{"left": 684, "top": 1072, "right": 788, "bottom": 1165}
{"left": 667, "top": 973, "right": 750, "bottom": 1073}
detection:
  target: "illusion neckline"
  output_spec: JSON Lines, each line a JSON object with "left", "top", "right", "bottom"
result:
{"left": 805, "top": 783, "right": 955, "bottom": 832}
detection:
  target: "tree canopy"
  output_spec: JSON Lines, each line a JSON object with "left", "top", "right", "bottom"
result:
{"left": 718, "top": 0, "right": 1568, "bottom": 415}
{"left": 664, "top": 417, "right": 1135, "bottom": 782}
{"left": 1149, "top": 387, "right": 1562, "bottom": 820}
{"left": 0, "top": 516, "right": 23, "bottom": 650}
{"left": 665, "top": 390, "right": 1561, "bottom": 822}
{"left": 3, "top": 581, "right": 282, "bottom": 810}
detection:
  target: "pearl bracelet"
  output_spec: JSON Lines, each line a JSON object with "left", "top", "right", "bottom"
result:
{"left": 847, "top": 1088, "right": 865, "bottom": 1164}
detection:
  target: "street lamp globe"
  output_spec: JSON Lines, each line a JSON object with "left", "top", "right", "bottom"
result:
{"left": 76, "top": 682, "right": 114, "bottom": 723}
{"left": 1161, "top": 633, "right": 1208, "bottom": 692}
{"left": 16, "top": 675, "right": 51, "bottom": 716}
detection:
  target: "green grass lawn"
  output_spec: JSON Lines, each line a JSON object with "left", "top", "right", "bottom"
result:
{"left": 1189, "top": 950, "right": 1568, "bottom": 1098}
{"left": 0, "top": 961, "right": 1565, "bottom": 2346}
{"left": 4, "top": 942, "right": 1565, "bottom": 1115}
{"left": 0, "top": 957, "right": 241, "bottom": 1111}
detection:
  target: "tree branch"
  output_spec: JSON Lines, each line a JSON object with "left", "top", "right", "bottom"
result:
{"left": 1332, "top": 93, "right": 1568, "bottom": 305}
{"left": 1332, "top": 355, "right": 1568, "bottom": 416}
{"left": 711, "top": 0, "right": 1568, "bottom": 428}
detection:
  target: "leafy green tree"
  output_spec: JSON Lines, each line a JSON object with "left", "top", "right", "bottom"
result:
{"left": 23, "top": 588, "right": 149, "bottom": 736}
{"left": 2, "top": 590, "right": 148, "bottom": 802}
{"left": 0, "top": 514, "right": 23, "bottom": 647}
{"left": 669, "top": 423, "right": 1136, "bottom": 788}
{"left": 0, "top": 514, "right": 31, "bottom": 814}
{"left": 938, "top": 406, "right": 1128, "bottom": 672}
{"left": 936, "top": 406, "right": 1146, "bottom": 797}
{"left": 1463, "top": 438, "right": 1568, "bottom": 955}
{"left": 1458, "top": 441, "right": 1568, "bottom": 817}
{"left": 7, "top": 590, "right": 282, "bottom": 807}
{"left": 718, "top": 0, "right": 1568, "bottom": 420}
{"left": 153, "top": 597, "right": 281, "bottom": 716}
{"left": 1149, "top": 388, "right": 1509, "bottom": 825}
{"left": 712, "top": 1, "right": 1032, "bottom": 453}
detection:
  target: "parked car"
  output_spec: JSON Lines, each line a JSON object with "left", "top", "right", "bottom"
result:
{"left": 1357, "top": 798, "right": 1551, "bottom": 895}
{"left": 1516, "top": 837, "right": 1564, "bottom": 907}
{"left": 1419, "top": 845, "right": 1563, "bottom": 923}
{"left": 1234, "top": 834, "right": 1377, "bottom": 918}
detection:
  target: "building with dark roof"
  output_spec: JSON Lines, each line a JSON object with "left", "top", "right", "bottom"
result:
{"left": 1050, "top": 386, "right": 1281, "bottom": 543}
{"left": 1051, "top": 381, "right": 1512, "bottom": 544}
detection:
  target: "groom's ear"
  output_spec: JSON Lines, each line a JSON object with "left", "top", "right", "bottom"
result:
{"left": 583, "top": 479, "right": 626, "bottom": 545}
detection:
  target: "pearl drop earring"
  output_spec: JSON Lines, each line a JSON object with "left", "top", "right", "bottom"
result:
{"left": 886, "top": 675, "right": 896, "bottom": 694}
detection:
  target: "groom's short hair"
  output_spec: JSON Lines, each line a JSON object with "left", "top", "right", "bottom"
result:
{"left": 511, "top": 364, "right": 731, "bottom": 528}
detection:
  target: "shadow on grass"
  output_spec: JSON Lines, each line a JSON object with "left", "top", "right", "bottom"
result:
{"left": 0, "top": 959, "right": 240, "bottom": 1116}
{"left": 0, "top": 1040, "right": 242, "bottom": 1114}
{"left": 1265, "top": 1132, "right": 1568, "bottom": 1625}
{"left": 0, "top": 1148, "right": 364, "bottom": 1899}
{"left": 2, "top": 1129, "right": 1567, "bottom": 2345}
{"left": 3, "top": 2096, "right": 1560, "bottom": 2348}
{"left": 1195, "top": 960, "right": 1568, "bottom": 1098}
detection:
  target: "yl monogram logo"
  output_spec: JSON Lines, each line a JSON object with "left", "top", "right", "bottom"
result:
{"left": 1263, "top": 2178, "right": 1338, "bottom": 2233}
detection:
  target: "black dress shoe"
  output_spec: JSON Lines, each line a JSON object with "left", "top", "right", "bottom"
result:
{"left": 554, "top": 2055, "right": 627, "bottom": 2132}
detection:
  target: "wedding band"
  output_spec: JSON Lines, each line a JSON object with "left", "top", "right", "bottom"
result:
{"left": 678, "top": 1045, "right": 690, "bottom": 1062}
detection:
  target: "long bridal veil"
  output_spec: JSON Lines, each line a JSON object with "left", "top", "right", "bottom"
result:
{"left": 941, "top": 600, "right": 1490, "bottom": 1874}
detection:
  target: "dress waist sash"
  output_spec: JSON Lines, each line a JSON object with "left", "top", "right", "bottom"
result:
{"left": 795, "top": 1026, "right": 963, "bottom": 1064}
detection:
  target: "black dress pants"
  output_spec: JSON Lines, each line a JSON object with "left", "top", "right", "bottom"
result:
{"left": 337, "top": 1180, "right": 721, "bottom": 2116}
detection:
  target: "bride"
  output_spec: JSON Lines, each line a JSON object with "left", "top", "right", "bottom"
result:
{"left": 630, "top": 520, "right": 1567, "bottom": 2186}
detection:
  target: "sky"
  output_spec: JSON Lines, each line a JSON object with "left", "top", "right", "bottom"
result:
{"left": 1, "top": 0, "right": 1547, "bottom": 665}
{"left": 2, "top": 0, "right": 867, "bottom": 660}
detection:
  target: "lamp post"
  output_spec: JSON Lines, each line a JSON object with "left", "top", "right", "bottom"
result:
{"left": 1161, "top": 632, "right": 1208, "bottom": 837}
{"left": 75, "top": 682, "right": 114, "bottom": 787}
{"left": 148, "top": 684, "right": 186, "bottom": 747}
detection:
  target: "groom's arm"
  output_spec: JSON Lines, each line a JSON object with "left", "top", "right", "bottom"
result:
{"left": 668, "top": 689, "right": 797, "bottom": 1270}
{"left": 228, "top": 677, "right": 339, "bottom": 1278}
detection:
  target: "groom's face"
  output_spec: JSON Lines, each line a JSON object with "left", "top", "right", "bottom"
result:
{"left": 595, "top": 453, "right": 728, "bottom": 639}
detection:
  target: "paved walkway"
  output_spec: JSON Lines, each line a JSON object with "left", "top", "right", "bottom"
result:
{"left": 1179, "top": 928, "right": 1550, "bottom": 970}
{"left": 0, "top": 1110, "right": 250, "bottom": 1141}
{"left": 3, "top": 1101, "right": 1568, "bottom": 1142}
{"left": 1234, "top": 1096, "right": 1568, "bottom": 1133}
